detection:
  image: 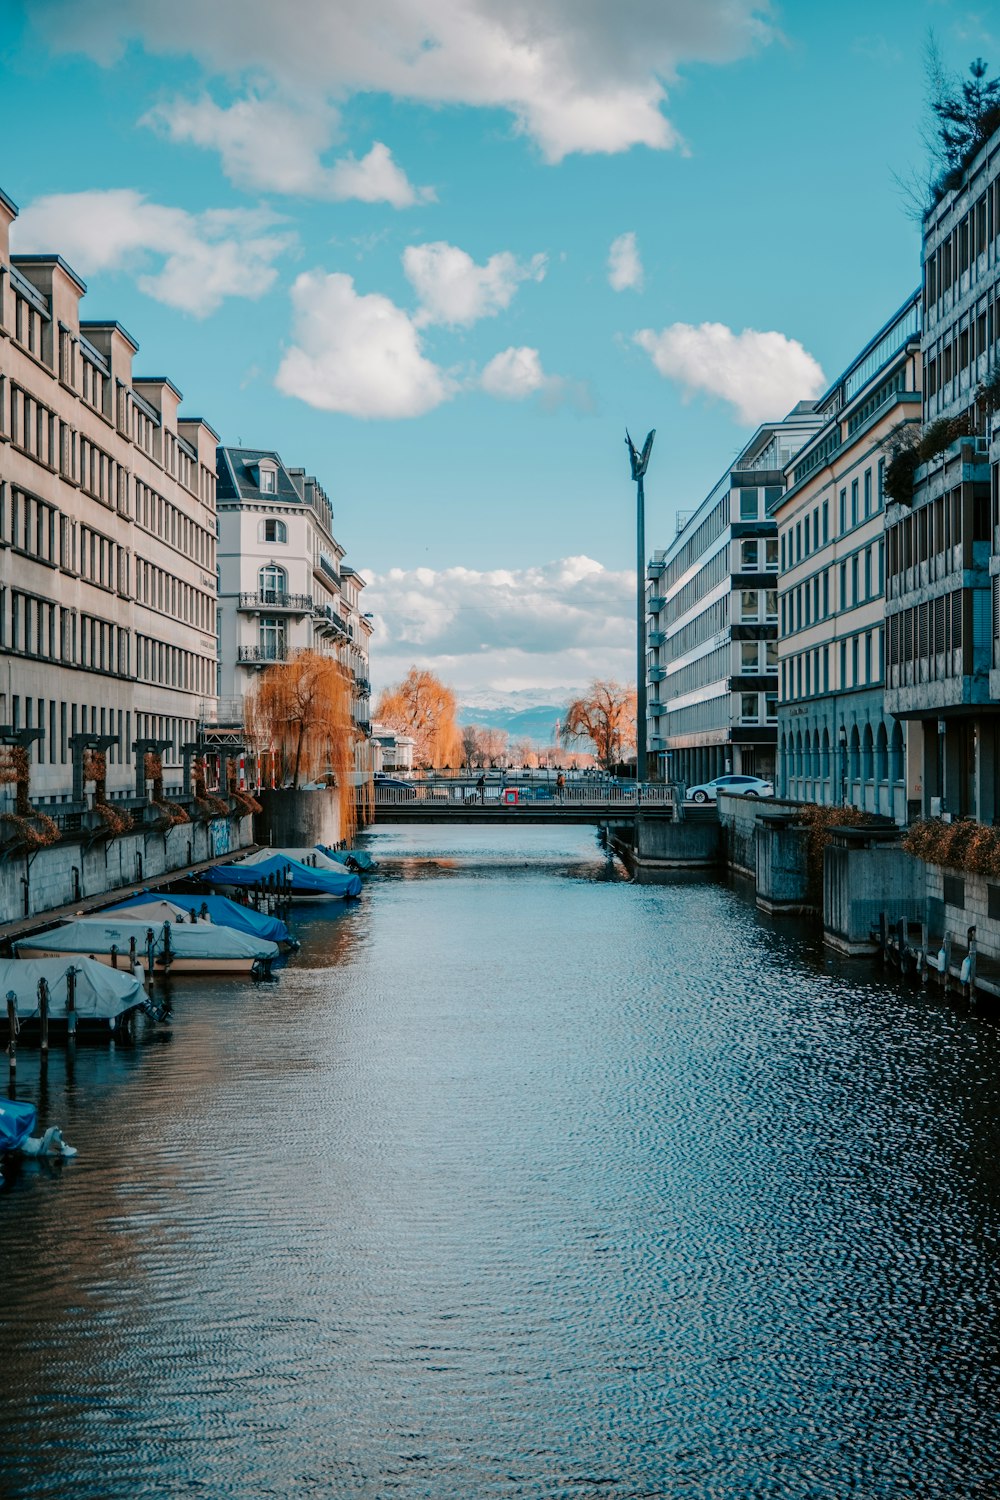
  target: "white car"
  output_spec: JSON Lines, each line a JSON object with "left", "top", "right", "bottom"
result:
{"left": 686, "top": 774, "right": 773, "bottom": 804}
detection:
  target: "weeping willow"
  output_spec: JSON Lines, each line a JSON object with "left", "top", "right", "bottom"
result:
{"left": 246, "top": 650, "right": 362, "bottom": 843}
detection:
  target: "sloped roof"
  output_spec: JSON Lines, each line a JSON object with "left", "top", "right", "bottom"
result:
{"left": 216, "top": 446, "right": 302, "bottom": 504}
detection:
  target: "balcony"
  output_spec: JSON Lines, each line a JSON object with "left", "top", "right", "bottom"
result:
{"left": 238, "top": 591, "right": 312, "bottom": 614}
{"left": 313, "top": 603, "right": 350, "bottom": 637}
{"left": 647, "top": 559, "right": 665, "bottom": 580}
{"left": 649, "top": 630, "right": 667, "bottom": 648}
{"left": 649, "top": 701, "right": 666, "bottom": 716}
{"left": 649, "top": 666, "right": 666, "bottom": 683}
{"left": 647, "top": 594, "right": 666, "bottom": 614}
{"left": 238, "top": 645, "right": 288, "bottom": 666}
{"left": 316, "top": 554, "right": 342, "bottom": 589}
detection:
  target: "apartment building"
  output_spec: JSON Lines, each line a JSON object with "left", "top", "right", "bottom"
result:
{"left": 0, "top": 185, "right": 219, "bottom": 804}
{"left": 884, "top": 120, "right": 1000, "bottom": 822}
{"left": 773, "top": 294, "right": 921, "bottom": 820}
{"left": 646, "top": 405, "right": 822, "bottom": 787}
{"left": 214, "top": 446, "right": 373, "bottom": 769}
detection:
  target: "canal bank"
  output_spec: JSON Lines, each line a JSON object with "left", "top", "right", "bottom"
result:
{"left": 2, "top": 823, "right": 1000, "bottom": 1499}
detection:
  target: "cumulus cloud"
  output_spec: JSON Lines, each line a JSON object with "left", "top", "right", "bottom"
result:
{"left": 143, "top": 93, "right": 433, "bottom": 206}
{"left": 404, "top": 242, "right": 546, "bottom": 327}
{"left": 364, "top": 554, "right": 634, "bottom": 692}
{"left": 608, "top": 231, "right": 643, "bottom": 291}
{"left": 633, "top": 321, "right": 826, "bottom": 425}
{"left": 275, "top": 269, "right": 452, "bottom": 419}
{"left": 480, "top": 346, "right": 547, "bottom": 399}
{"left": 11, "top": 189, "right": 290, "bottom": 316}
{"left": 32, "top": 0, "right": 775, "bottom": 162}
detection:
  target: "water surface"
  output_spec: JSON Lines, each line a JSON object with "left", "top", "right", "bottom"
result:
{"left": 2, "top": 826, "right": 999, "bottom": 1498}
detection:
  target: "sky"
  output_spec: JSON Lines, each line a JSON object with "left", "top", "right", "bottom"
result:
{"left": 1, "top": 1, "right": 994, "bottom": 702}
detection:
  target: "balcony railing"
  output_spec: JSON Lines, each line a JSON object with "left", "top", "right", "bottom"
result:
{"left": 238, "top": 645, "right": 288, "bottom": 665}
{"left": 313, "top": 603, "right": 350, "bottom": 637}
{"left": 238, "top": 591, "right": 312, "bottom": 613}
{"left": 648, "top": 595, "right": 666, "bottom": 613}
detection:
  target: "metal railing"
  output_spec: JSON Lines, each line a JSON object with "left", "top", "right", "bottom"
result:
{"left": 238, "top": 645, "right": 288, "bottom": 664}
{"left": 238, "top": 591, "right": 312, "bottom": 613}
{"left": 371, "top": 779, "right": 675, "bottom": 807}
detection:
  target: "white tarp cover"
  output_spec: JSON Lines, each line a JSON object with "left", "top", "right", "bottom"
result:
{"left": 80, "top": 899, "right": 209, "bottom": 927}
{"left": 0, "top": 956, "right": 144, "bottom": 1020}
{"left": 13, "top": 919, "right": 278, "bottom": 962}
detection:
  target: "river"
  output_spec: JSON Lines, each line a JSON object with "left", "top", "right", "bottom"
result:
{"left": 2, "top": 825, "right": 999, "bottom": 1498}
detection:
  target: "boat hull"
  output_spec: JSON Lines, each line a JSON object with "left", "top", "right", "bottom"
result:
{"left": 14, "top": 946, "right": 261, "bottom": 975}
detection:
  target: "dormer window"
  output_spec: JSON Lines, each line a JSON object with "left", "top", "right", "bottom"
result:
{"left": 259, "top": 466, "right": 277, "bottom": 493}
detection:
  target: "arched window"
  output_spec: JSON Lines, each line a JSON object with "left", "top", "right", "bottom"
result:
{"left": 794, "top": 730, "right": 803, "bottom": 778}
{"left": 258, "top": 518, "right": 287, "bottom": 544}
{"left": 849, "top": 725, "right": 861, "bottom": 781}
{"left": 890, "top": 721, "right": 905, "bottom": 783}
{"left": 821, "top": 728, "right": 831, "bottom": 781}
{"left": 875, "top": 723, "right": 889, "bottom": 783}
{"left": 259, "top": 564, "right": 287, "bottom": 603}
{"left": 862, "top": 724, "right": 874, "bottom": 781}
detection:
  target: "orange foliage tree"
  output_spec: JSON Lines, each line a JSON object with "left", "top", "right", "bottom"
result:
{"left": 562, "top": 680, "right": 636, "bottom": 772}
{"left": 247, "top": 650, "right": 357, "bottom": 791}
{"left": 375, "top": 668, "right": 461, "bottom": 768}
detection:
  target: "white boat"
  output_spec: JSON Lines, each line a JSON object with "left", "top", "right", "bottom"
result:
{"left": 13, "top": 918, "right": 278, "bottom": 976}
{"left": 80, "top": 898, "right": 210, "bottom": 927}
{"left": 0, "top": 956, "right": 146, "bottom": 1030}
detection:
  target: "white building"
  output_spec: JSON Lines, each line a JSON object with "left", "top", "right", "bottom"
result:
{"left": 214, "top": 446, "right": 373, "bottom": 774}
{"left": 0, "top": 184, "right": 220, "bottom": 806}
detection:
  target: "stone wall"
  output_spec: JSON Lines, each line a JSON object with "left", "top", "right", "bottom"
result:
{"left": 0, "top": 814, "right": 253, "bottom": 930}
{"left": 717, "top": 794, "right": 803, "bottom": 877}
{"left": 255, "top": 787, "right": 344, "bottom": 849}
{"left": 823, "top": 835, "right": 926, "bottom": 954}
{"left": 922, "top": 862, "right": 1000, "bottom": 955}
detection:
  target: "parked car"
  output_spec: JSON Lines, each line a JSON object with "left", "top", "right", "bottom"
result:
{"left": 686, "top": 774, "right": 773, "bottom": 804}
{"left": 374, "top": 774, "right": 417, "bottom": 798}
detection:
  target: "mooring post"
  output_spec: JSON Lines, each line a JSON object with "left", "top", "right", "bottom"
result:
{"left": 66, "top": 965, "right": 78, "bottom": 1039}
{"left": 146, "top": 927, "right": 155, "bottom": 978}
{"left": 38, "top": 976, "right": 49, "bottom": 1053}
{"left": 942, "top": 933, "right": 953, "bottom": 994}
{"left": 6, "top": 991, "right": 17, "bottom": 1076}
{"left": 878, "top": 912, "right": 887, "bottom": 963}
{"left": 920, "top": 920, "right": 929, "bottom": 985}
{"left": 110, "top": 943, "right": 119, "bottom": 971}
{"left": 965, "top": 924, "right": 978, "bottom": 1005}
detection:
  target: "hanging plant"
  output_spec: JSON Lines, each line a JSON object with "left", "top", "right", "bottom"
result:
{"left": 82, "top": 749, "right": 106, "bottom": 784}
{"left": 152, "top": 799, "right": 190, "bottom": 828}
{"left": 93, "top": 802, "right": 133, "bottom": 836}
{"left": 0, "top": 810, "right": 60, "bottom": 850}
{"left": 903, "top": 817, "right": 1000, "bottom": 877}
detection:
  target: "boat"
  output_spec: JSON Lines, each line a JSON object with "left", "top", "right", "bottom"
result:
{"left": 13, "top": 918, "right": 279, "bottom": 976}
{"left": 108, "top": 893, "right": 295, "bottom": 948}
{"left": 0, "top": 956, "right": 147, "bottom": 1032}
{"left": 206, "top": 852, "right": 362, "bottom": 901}
{"left": 316, "top": 844, "right": 379, "bottom": 874}
{"left": 0, "top": 1098, "right": 77, "bottom": 1160}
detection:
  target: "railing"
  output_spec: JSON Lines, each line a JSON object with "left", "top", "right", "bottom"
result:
{"left": 238, "top": 591, "right": 312, "bottom": 613}
{"left": 371, "top": 779, "right": 675, "bottom": 808}
{"left": 238, "top": 645, "right": 288, "bottom": 664}
{"left": 200, "top": 697, "right": 245, "bottom": 726}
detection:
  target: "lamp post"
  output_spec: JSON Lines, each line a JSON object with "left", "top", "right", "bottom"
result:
{"left": 839, "top": 723, "right": 848, "bottom": 806}
{"left": 625, "top": 429, "right": 655, "bottom": 784}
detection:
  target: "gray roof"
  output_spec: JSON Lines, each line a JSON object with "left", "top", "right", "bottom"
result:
{"left": 216, "top": 446, "right": 302, "bottom": 504}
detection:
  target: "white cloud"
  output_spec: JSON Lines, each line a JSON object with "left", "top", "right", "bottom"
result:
{"left": 33, "top": 0, "right": 775, "bottom": 162}
{"left": 633, "top": 321, "right": 826, "bottom": 425}
{"left": 403, "top": 242, "right": 546, "bottom": 327}
{"left": 608, "top": 231, "right": 643, "bottom": 291}
{"left": 364, "top": 554, "right": 634, "bottom": 693}
{"left": 11, "top": 189, "right": 290, "bottom": 316}
{"left": 480, "top": 346, "right": 547, "bottom": 400}
{"left": 275, "top": 269, "right": 452, "bottom": 419}
{"left": 143, "top": 93, "right": 433, "bottom": 206}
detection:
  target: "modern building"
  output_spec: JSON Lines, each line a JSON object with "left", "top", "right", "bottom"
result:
{"left": 646, "top": 404, "right": 822, "bottom": 788}
{"left": 884, "top": 119, "right": 1000, "bottom": 822}
{"left": 213, "top": 446, "right": 374, "bottom": 778}
{"left": 773, "top": 293, "right": 922, "bottom": 821}
{"left": 0, "top": 184, "right": 220, "bottom": 805}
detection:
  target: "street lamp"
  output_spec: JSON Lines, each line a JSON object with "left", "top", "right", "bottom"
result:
{"left": 625, "top": 428, "right": 655, "bottom": 784}
{"left": 838, "top": 723, "right": 848, "bottom": 806}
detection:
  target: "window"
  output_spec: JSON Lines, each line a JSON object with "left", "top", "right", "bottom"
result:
{"left": 864, "top": 468, "right": 872, "bottom": 516}
{"left": 851, "top": 479, "right": 859, "bottom": 526}
{"left": 764, "top": 539, "right": 778, "bottom": 571}
{"left": 764, "top": 590, "right": 777, "bottom": 621}
{"left": 765, "top": 692, "right": 778, "bottom": 722}
{"left": 259, "top": 519, "right": 287, "bottom": 544}
{"left": 259, "top": 466, "right": 277, "bottom": 494}
{"left": 259, "top": 617, "right": 286, "bottom": 660}
{"left": 839, "top": 488, "right": 847, "bottom": 534}
{"left": 259, "top": 564, "right": 287, "bottom": 602}
{"left": 740, "top": 693, "right": 759, "bottom": 724}
{"left": 741, "top": 539, "right": 759, "bottom": 570}
{"left": 739, "top": 488, "right": 758, "bottom": 520}
{"left": 822, "top": 500, "right": 829, "bottom": 544}
{"left": 740, "top": 590, "right": 759, "bottom": 622}
{"left": 741, "top": 642, "right": 761, "bottom": 673}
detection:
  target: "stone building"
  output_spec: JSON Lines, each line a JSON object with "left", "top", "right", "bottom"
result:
{"left": 213, "top": 446, "right": 374, "bottom": 780}
{"left": 0, "top": 184, "right": 220, "bottom": 808}
{"left": 646, "top": 405, "right": 821, "bottom": 788}
{"left": 884, "top": 120, "right": 1000, "bottom": 821}
{"left": 773, "top": 293, "right": 922, "bottom": 821}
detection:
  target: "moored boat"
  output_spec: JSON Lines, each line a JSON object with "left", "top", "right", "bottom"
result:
{"left": 206, "top": 852, "right": 362, "bottom": 901}
{"left": 0, "top": 956, "right": 147, "bottom": 1032}
{"left": 13, "top": 918, "right": 278, "bottom": 976}
{"left": 108, "top": 892, "right": 295, "bottom": 948}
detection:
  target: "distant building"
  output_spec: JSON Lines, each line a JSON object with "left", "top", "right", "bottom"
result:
{"left": 884, "top": 121, "right": 1000, "bottom": 821}
{"left": 214, "top": 446, "right": 374, "bottom": 778}
{"left": 0, "top": 184, "right": 219, "bottom": 804}
{"left": 646, "top": 405, "right": 822, "bottom": 788}
{"left": 372, "top": 722, "right": 415, "bottom": 774}
{"left": 773, "top": 293, "right": 922, "bottom": 820}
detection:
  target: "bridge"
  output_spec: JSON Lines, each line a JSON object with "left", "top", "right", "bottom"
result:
{"left": 368, "top": 779, "right": 689, "bottom": 826}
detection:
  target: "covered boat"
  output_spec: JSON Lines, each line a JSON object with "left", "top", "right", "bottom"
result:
{"left": 109, "top": 893, "right": 293, "bottom": 948}
{"left": 316, "top": 844, "right": 378, "bottom": 874}
{"left": 0, "top": 956, "right": 146, "bottom": 1030}
{"left": 0, "top": 1098, "right": 37, "bottom": 1153}
{"left": 13, "top": 919, "right": 278, "bottom": 976}
{"left": 206, "top": 852, "right": 362, "bottom": 901}
{"left": 92, "top": 898, "right": 207, "bottom": 927}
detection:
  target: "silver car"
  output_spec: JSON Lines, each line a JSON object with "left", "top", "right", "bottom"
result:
{"left": 686, "top": 774, "right": 773, "bottom": 804}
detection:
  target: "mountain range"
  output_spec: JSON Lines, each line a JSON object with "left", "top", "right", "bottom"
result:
{"left": 455, "top": 688, "right": 577, "bottom": 746}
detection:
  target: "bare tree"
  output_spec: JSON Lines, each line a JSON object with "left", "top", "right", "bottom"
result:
{"left": 562, "top": 680, "right": 637, "bottom": 773}
{"left": 375, "top": 667, "right": 462, "bottom": 768}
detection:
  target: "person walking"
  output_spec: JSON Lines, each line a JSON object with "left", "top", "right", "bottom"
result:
{"left": 555, "top": 772, "right": 566, "bottom": 803}
{"left": 476, "top": 773, "right": 486, "bottom": 804}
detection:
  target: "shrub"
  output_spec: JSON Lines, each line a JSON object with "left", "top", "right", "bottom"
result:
{"left": 798, "top": 804, "right": 881, "bottom": 905}
{"left": 903, "top": 817, "right": 1000, "bottom": 876}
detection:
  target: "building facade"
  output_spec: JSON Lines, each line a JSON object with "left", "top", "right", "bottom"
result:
{"left": 214, "top": 446, "right": 373, "bottom": 778}
{"left": 774, "top": 294, "right": 921, "bottom": 821}
{"left": 0, "top": 185, "right": 219, "bottom": 807}
{"left": 884, "top": 121, "right": 1000, "bottom": 823}
{"left": 646, "top": 405, "right": 822, "bottom": 788}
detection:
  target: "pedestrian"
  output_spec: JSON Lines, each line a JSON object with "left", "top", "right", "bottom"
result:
{"left": 556, "top": 771, "right": 566, "bottom": 802}
{"left": 476, "top": 773, "right": 486, "bottom": 803}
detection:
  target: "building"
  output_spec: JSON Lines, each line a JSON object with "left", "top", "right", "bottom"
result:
{"left": 0, "top": 184, "right": 220, "bottom": 807}
{"left": 773, "top": 293, "right": 922, "bottom": 820}
{"left": 646, "top": 404, "right": 822, "bottom": 788}
{"left": 214, "top": 446, "right": 374, "bottom": 779}
{"left": 884, "top": 120, "right": 1000, "bottom": 822}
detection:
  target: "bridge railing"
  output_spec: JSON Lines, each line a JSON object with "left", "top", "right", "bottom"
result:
{"left": 370, "top": 780, "right": 676, "bottom": 807}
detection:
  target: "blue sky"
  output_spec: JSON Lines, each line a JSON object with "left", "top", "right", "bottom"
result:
{"left": 2, "top": 1, "right": 993, "bottom": 697}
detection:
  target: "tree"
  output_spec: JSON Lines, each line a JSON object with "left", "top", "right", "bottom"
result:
{"left": 247, "top": 649, "right": 356, "bottom": 791}
{"left": 460, "top": 723, "right": 482, "bottom": 771}
{"left": 375, "top": 667, "right": 461, "bottom": 768}
{"left": 479, "top": 727, "right": 509, "bottom": 767}
{"left": 562, "top": 680, "right": 636, "bottom": 773}
{"left": 926, "top": 47, "right": 1000, "bottom": 200}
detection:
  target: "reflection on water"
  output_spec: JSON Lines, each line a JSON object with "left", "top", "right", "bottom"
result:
{"left": 2, "top": 824, "right": 1000, "bottom": 1499}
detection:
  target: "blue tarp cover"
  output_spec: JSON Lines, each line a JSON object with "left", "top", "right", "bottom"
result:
{"left": 317, "top": 845, "right": 378, "bottom": 872}
{"left": 111, "top": 892, "right": 291, "bottom": 945}
{"left": 206, "top": 853, "right": 362, "bottom": 899}
{"left": 0, "top": 1098, "right": 37, "bottom": 1153}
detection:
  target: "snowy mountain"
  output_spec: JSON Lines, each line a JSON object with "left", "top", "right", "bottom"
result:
{"left": 456, "top": 688, "right": 577, "bottom": 745}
